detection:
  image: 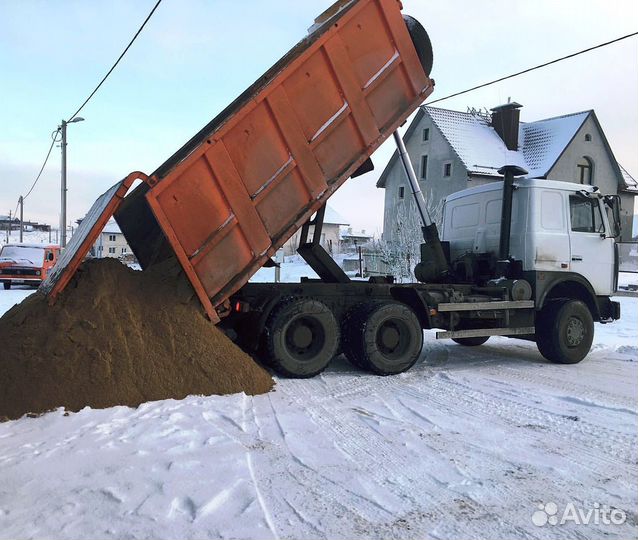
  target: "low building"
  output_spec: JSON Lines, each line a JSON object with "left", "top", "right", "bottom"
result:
{"left": 91, "top": 220, "right": 133, "bottom": 260}
{"left": 340, "top": 228, "right": 373, "bottom": 251}
{"left": 282, "top": 206, "right": 349, "bottom": 256}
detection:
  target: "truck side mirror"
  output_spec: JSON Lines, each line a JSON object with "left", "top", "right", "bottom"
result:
{"left": 603, "top": 195, "right": 622, "bottom": 239}
{"left": 47, "top": 253, "right": 54, "bottom": 261}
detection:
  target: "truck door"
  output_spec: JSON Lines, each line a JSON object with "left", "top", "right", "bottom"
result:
{"left": 568, "top": 195, "right": 614, "bottom": 295}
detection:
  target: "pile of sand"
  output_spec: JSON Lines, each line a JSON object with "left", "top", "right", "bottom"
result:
{"left": 0, "top": 258, "right": 273, "bottom": 421}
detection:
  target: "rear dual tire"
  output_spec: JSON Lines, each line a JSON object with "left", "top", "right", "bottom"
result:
{"left": 343, "top": 302, "right": 423, "bottom": 375}
{"left": 263, "top": 298, "right": 339, "bottom": 378}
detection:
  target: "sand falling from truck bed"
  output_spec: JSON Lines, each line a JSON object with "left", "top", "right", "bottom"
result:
{"left": 0, "top": 258, "right": 274, "bottom": 421}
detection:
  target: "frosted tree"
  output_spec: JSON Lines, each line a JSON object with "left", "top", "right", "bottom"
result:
{"left": 374, "top": 185, "right": 446, "bottom": 282}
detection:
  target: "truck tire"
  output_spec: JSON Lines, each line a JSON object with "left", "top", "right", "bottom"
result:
{"left": 344, "top": 302, "right": 423, "bottom": 375}
{"left": 264, "top": 298, "right": 339, "bottom": 378}
{"left": 536, "top": 300, "right": 594, "bottom": 364}
{"left": 3, "top": 282, "right": 10, "bottom": 290}
{"left": 452, "top": 336, "right": 489, "bottom": 346}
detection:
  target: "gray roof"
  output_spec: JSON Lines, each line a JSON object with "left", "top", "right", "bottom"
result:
{"left": 377, "top": 105, "right": 628, "bottom": 190}
{"left": 619, "top": 163, "right": 638, "bottom": 193}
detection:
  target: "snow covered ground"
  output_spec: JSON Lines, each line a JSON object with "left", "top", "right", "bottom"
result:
{"left": 0, "top": 230, "right": 53, "bottom": 247}
{"left": 0, "top": 270, "right": 636, "bottom": 539}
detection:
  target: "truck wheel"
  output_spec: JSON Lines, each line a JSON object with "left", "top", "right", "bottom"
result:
{"left": 344, "top": 302, "right": 423, "bottom": 375}
{"left": 452, "top": 336, "right": 489, "bottom": 346}
{"left": 264, "top": 298, "right": 339, "bottom": 378}
{"left": 536, "top": 300, "right": 594, "bottom": 364}
{"left": 3, "top": 282, "right": 10, "bottom": 290}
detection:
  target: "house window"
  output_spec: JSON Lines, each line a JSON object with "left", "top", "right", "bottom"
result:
{"left": 443, "top": 162, "right": 452, "bottom": 177}
{"left": 121, "top": 247, "right": 127, "bottom": 254}
{"left": 108, "top": 234, "right": 116, "bottom": 242}
{"left": 569, "top": 195, "right": 603, "bottom": 233}
{"left": 422, "top": 128, "right": 430, "bottom": 142}
{"left": 108, "top": 247, "right": 116, "bottom": 254}
{"left": 577, "top": 156, "right": 593, "bottom": 185}
{"left": 585, "top": 133, "right": 592, "bottom": 142}
{"left": 421, "top": 155, "right": 428, "bottom": 180}
{"left": 399, "top": 186, "right": 405, "bottom": 199}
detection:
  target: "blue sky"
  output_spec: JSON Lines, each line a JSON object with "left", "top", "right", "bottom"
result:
{"left": 1, "top": 0, "right": 636, "bottom": 235}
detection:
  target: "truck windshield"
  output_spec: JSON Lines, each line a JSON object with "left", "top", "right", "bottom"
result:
{"left": 0, "top": 246, "right": 45, "bottom": 265}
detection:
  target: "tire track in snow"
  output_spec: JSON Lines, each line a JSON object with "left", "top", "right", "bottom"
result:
{"left": 241, "top": 394, "right": 279, "bottom": 540}
{"left": 248, "top": 392, "right": 388, "bottom": 539}
{"left": 425, "top": 372, "right": 637, "bottom": 464}
{"left": 397, "top": 372, "right": 637, "bottom": 506}
{"left": 275, "top": 375, "right": 526, "bottom": 540}
{"left": 389, "top": 374, "right": 636, "bottom": 539}
{"left": 482, "top": 363, "right": 637, "bottom": 411}
{"left": 303, "top": 359, "right": 636, "bottom": 539}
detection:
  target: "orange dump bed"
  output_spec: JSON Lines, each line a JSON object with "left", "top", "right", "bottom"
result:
{"left": 42, "top": 0, "right": 434, "bottom": 322}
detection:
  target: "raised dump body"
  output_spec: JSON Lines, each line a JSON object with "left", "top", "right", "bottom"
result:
{"left": 42, "top": 0, "right": 434, "bottom": 321}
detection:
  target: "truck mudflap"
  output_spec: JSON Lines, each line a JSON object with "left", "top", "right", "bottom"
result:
{"left": 39, "top": 173, "right": 155, "bottom": 298}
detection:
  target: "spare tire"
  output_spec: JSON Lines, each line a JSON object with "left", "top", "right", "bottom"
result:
{"left": 403, "top": 15, "right": 433, "bottom": 77}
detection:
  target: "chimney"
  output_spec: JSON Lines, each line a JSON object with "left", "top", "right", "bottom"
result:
{"left": 490, "top": 101, "right": 522, "bottom": 151}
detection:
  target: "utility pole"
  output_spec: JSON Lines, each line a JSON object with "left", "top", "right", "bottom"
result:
{"left": 60, "top": 120, "right": 67, "bottom": 248}
{"left": 19, "top": 196, "right": 24, "bottom": 243}
{"left": 7, "top": 210, "right": 11, "bottom": 243}
{"left": 59, "top": 116, "right": 85, "bottom": 249}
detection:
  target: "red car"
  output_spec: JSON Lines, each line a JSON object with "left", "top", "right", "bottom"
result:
{"left": 0, "top": 244, "right": 60, "bottom": 290}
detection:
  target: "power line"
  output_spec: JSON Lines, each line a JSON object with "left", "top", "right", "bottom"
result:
{"left": 15, "top": 0, "right": 163, "bottom": 210}
{"left": 67, "top": 0, "right": 163, "bottom": 121}
{"left": 22, "top": 129, "right": 61, "bottom": 202}
{"left": 427, "top": 31, "right": 638, "bottom": 105}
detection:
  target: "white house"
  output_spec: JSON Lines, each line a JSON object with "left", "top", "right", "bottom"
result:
{"left": 377, "top": 102, "right": 637, "bottom": 243}
{"left": 282, "top": 205, "right": 349, "bottom": 256}
{"left": 91, "top": 220, "right": 133, "bottom": 260}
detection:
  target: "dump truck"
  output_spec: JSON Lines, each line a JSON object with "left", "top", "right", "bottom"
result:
{"left": 42, "top": 0, "right": 621, "bottom": 378}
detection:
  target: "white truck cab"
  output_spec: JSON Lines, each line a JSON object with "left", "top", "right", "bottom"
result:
{"left": 436, "top": 177, "right": 621, "bottom": 365}
{"left": 441, "top": 179, "right": 619, "bottom": 297}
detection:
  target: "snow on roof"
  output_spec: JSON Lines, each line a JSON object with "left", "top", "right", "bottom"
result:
{"left": 102, "top": 220, "right": 123, "bottom": 234}
{"left": 426, "top": 106, "right": 589, "bottom": 178}
{"left": 519, "top": 111, "right": 590, "bottom": 177}
{"left": 323, "top": 205, "right": 349, "bottom": 226}
{"left": 426, "top": 107, "right": 525, "bottom": 176}
{"left": 377, "top": 106, "right": 634, "bottom": 192}
{"left": 619, "top": 163, "right": 638, "bottom": 192}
